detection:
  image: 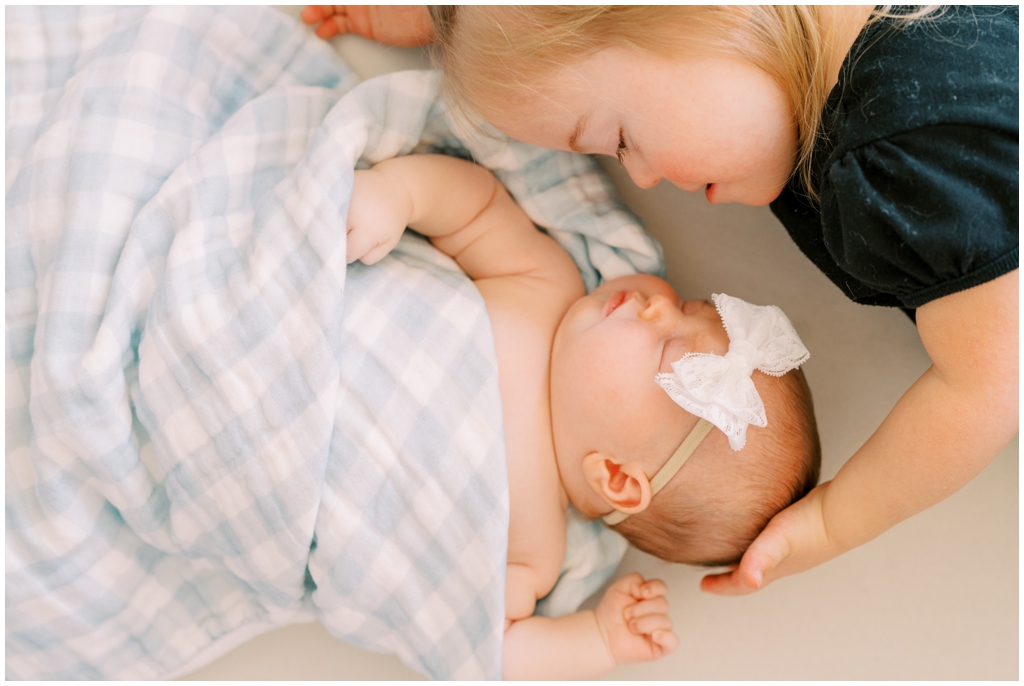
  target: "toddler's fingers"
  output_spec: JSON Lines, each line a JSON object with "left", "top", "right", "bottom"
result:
{"left": 316, "top": 17, "right": 343, "bottom": 40}
{"left": 630, "top": 612, "right": 673, "bottom": 638}
{"left": 299, "top": 6, "right": 344, "bottom": 39}
{"left": 698, "top": 565, "right": 742, "bottom": 594}
{"left": 300, "top": 6, "right": 327, "bottom": 25}
{"left": 700, "top": 545, "right": 782, "bottom": 596}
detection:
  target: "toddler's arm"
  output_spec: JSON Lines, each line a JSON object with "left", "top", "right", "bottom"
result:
{"left": 703, "top": 270, "right": 1018, "bottom": 594}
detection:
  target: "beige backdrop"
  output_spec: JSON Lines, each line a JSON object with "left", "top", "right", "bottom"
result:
{"left": 183, "top": 10, "right": 1018, "bottom": 679}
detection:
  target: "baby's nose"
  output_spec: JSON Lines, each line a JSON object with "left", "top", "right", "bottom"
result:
{"left": 639, "top": 294, "right": 681, "bottom": 323}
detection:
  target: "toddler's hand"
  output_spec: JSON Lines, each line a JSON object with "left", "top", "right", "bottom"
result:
{"left": 345, "top": 168, "right": 411, "bottom": 265}
{"left": 701, "top": 481, "right": 843, "bottom": 595}
{"left": 300, "top": 6, "right": 434, "bottom": 46}
{"left": 595, "top": 573, "right": 679, "bottom": 666}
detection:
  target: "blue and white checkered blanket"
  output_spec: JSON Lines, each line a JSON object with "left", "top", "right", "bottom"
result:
{"left": 6, "top": 6, "right": 660, "bottom": 680}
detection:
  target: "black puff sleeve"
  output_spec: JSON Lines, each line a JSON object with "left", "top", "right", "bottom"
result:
{"left": 822, "top": 123, "right": 1018, "bottom": 310}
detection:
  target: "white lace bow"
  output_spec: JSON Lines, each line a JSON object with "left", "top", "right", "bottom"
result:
{"left": 655, "top": 293, "right": 809, "bottom": 451}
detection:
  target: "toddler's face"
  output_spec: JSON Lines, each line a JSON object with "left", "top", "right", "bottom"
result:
{"left": 482, "top": 47, "right": 797, "bottom": 206}
{"left": 550, "top": 274, "right": 730, "bottom": 508}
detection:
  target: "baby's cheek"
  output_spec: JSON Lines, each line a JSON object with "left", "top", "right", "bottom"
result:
{"left": 689, "top": 329, "right": 728, "bottom": 358}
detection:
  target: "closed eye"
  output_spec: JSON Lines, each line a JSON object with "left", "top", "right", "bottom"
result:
{"left": 616, "top": 128, "right": 628, "bottom": 164}
{"left": 660, "top": 337, "right": 691, "bottom": 372}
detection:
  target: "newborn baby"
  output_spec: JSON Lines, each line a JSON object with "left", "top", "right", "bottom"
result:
{"left": 346, "top": 154, "right": 820, "bottom": 679}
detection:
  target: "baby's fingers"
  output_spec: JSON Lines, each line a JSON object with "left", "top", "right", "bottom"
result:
{"left": 629, "top": 611, "right": 672, "bottom": 637}
{"left": 345, "top": 226, "right": 367, "bottom": 264}
{"left": 638, "top": 578, "right": 668, "bottom": 600}
{"left": 612, "top": 573, "right": 667, "bottom": 598}
{"left": 359, "top": 235, "right": 401, "bottom": 265}
{"left": 650, "top": 628, "right": 680, "bottom": 656}
{"left": 624, "top": 596, "right": 670, "bottom": 622}
{"left": 346, "top": 225, "right": 391, "bottom": 265}
{"left": 624, "top": 596, "right": 673, "bottom": 638}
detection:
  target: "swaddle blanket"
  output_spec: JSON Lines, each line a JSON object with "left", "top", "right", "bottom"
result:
{"left": 6, "top": 6, "right": 661, "bottom": 681}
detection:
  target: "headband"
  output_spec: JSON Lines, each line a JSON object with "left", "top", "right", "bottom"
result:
{"left": 656, "top": 293, "right": 809, "bottom": 451}
{"left": 602, "top": 418, "right": 713, "bottom": 526}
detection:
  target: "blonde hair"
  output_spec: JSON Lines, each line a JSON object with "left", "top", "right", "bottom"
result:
{"left": 430, "top": 5, "right": 940, "bottom": 199}
{"left": 615, "top": 368, "right": 821, "bottom": 566}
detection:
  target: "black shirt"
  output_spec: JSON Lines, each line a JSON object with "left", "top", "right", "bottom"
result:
{"left": 771, "top": 6, "right": 1018, "bottom": 316}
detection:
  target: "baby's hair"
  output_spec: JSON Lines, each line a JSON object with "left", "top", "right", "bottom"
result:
{"left": 612, "top": 368, "right": 821, "bottom": 567}
{"left": 429, "top": 6, "right": 940, "bottom": 199}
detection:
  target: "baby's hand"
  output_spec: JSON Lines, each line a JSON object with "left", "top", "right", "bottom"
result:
{"left": 345, "top": 167, "right": 411, "bottom": 265}
{"left": 300, "top": 6, "right": 433, "bottom": 46}
{"left": 595, "top": 573, "right": 679, "bottom": 666}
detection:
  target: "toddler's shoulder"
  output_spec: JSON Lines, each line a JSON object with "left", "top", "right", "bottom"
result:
{"left": 829, "top": 6, "right": 1017, "bottom": 152}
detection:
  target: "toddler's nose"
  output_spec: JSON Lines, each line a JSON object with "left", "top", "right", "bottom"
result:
{"left": 624, "top": 160, "right": 662, "bottom": 190}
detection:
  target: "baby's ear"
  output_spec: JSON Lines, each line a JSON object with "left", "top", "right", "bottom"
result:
{"left": 581, "top": 452, "right": 652, "bottom": 515}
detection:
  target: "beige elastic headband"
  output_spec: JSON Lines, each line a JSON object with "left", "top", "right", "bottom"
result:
{"left": 602, "top": 418, "right": 714, "bottom": 526}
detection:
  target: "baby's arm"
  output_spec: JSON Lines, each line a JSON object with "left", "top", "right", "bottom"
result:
{"left": 503, "top": 574, "right": 678, "bottom": 680}
{"left": 350, "top": 154, "right": 584, "bottom": 612}
{"left": 347, "top": 154, "right": 580, "bottom": 289}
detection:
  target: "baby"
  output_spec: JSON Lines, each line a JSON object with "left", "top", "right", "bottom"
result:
{"left": 346, "top": 153, "right": 820, "bottom": 679}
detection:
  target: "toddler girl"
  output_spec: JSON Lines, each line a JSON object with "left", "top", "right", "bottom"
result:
{"left": 305, "top": 5, "right": 1018, "bottom": 597}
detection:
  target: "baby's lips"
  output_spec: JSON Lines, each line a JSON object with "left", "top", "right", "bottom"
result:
{"left": 603, "top": 290, "right": 628, "bottom": 317}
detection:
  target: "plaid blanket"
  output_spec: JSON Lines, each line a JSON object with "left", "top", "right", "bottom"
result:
{"left": 6, "top": 6, "right": 660, "bottom": 680}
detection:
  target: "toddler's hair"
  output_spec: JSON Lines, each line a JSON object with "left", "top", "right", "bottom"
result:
{"left": 612, "top": 368, "right": 821, "bottom": 567}
{"left": 429, "top": 6, "right": 940, "bottom": 198}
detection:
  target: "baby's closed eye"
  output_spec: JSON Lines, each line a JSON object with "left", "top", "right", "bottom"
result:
{"left": 659, "top": 337, "right": 693, "bottom": 371}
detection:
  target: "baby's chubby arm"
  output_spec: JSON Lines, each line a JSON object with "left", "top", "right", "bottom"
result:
{"left": 347, "top": 154, "right": 581, "bottom": 291}
{"left": 348, "top": 153, "right": 582, "bottom": 587}
{"left": 503, "top": 574, "right": 679, "bottom": 679}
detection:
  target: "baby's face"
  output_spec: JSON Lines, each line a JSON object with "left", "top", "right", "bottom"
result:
{"left": 550, "top": 274, "right": 730, "bottom": 512}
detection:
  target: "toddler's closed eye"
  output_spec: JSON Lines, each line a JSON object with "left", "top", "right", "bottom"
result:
{"left": 616, "top": 128, "right": 629, "bottom": 164}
